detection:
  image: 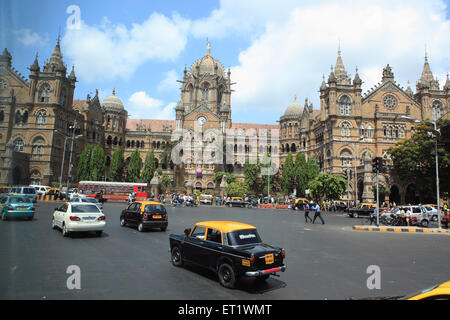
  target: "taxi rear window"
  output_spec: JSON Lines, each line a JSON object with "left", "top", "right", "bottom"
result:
{"left": 144, "top": 204, "right": 166, "bottom": 213}
{"left": 71, "top": 204, "right": 101, "bottom": 213}
{"left": 227, "top": 229, "right": 262, "bottom": 246}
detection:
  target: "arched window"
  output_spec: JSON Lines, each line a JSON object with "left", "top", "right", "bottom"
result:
{"left": 13, "top": 138, "right": 24, "bottom": 152}
{"left": 141, "top": 141, "right": 145, "bottom": 148}
{"left": 291, "top": 143, "right": 296, "bottom": 152}
{"left": 340, "top": 148, "right": 352, "bottom": 167}
{"left": 339, "top": 95, "right": 352, "bottom": 116}
{"left": 217, "top": 85, "right": 225, "bottom": 104}
{"left": 113, "top": 136, "right": 118, "bottom": 146}
{"left": 0, "top": 109, "right": 4, "bottom": 122}
{"left": 38, "top": 83, "right": 52, "bottom": 103}
{"left": 340, "top": 121, "right": 352, "bottom": 137}
{"left": 126, "top": 140, "right": 131, "bottom": 148}
{"left": 15, "top": 111, "right": 21, "bottom": 124}
{"left": 30, "top": 170, "right": 42, "bottom": 185}
{"left": 22, "top": 111, "right": 28, "bottom": 124}
{"left": 36, "top": 110, "right": 47, "bottom": 125}
{"left": 32, "top": 136, "right": 45, "bottom": 156}
{"left": 201, "top": 82, "right": 210, "bottom": 101}
{"left": 107, "top": 136, "right": 112, "bottom": 145}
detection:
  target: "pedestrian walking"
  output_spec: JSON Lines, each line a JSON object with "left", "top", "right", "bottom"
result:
{"left": 304, "top": 203, "right": 312, "bottom": 223}
{"left": 313, "top": 203, "right": 325, "bottom": 224}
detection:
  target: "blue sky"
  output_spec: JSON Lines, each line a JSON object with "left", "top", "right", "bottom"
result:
{"left": 2, "top": 0, "right": 450, "bottom": 124}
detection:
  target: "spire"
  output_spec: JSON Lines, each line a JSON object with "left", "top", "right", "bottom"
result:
{"left": 353, "top": 66, "right": 362, "bottom": 85}
{"left": 328, "top": 65, "right": 336, "bottom": 83}
{"left": 333, "top": 45, "right": 351, "bottom": 84}
{"left": 418, "top": 53, "right": 440, "bottom": 90}
{"left": 29, "top": 52, "right": 40, "bottom": 72}
{"left": 112, "top": 87, "right": 116, "bottom": 96}
{"left": 406, "top": 80, "right": 413, "bottom": 96}
{"left": 294, "top": 94, "right": 297, "bottom": 104}
{"left": 382, "top": 64, "right": 394, "bottom": 83}
{"left": 0, "top": 48, "right": 12, "bottom": 69}
{"left": 68, "top": 65, "right": 76, "bottom": 81}
{"left": 320, "top": 74, "right": 327, "bottom": 91}
{"left": 444, "top": 73, "right": 450, "bottom": 91}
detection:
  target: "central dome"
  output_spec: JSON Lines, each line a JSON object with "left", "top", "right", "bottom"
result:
{"left": 102, "top": 89, "right": 124, "bottom": 111}
{"left": 190, "top": 41, "right": 224, "bottom": 76}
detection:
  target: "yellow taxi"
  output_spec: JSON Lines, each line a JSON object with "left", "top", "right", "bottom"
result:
{"left": 169, "top": 221, "right": 286, "bottom": 288}
{"left": 45, "top": 188, "right": 61, "bottom": 196}
{"left": 120, "top": 200, "right": 168, "bottom": 232}
{"left": 405, "top": 281, "right": 450, "bottom": 300}
{"left": 360, "top": 202, "right": 377, "bottom": 209}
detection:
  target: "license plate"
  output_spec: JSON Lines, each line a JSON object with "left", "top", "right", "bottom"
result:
{"left": 265, "top": 254, "right": 274, "bottom": 264}
{"left": 153, "top": 215, "right": 162, "bottom": 219}
{"left": 18, "top": 207, "right": 28, "bottom": 210}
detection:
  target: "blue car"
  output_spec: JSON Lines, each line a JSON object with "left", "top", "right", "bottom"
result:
{"left": 1, "top": 195, "right": 35, "bottom": 221}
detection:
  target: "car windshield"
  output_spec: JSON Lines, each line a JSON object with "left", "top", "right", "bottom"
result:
{"left": 144, "top": 204, "right": 166, "bottom": 213}
{"left": 71, "top": 204, "right": 101, "bottom": 213}
{"left": 83, "top": 198, "right": 99, "bottom": 203}
{"left": 9, "top": 197, "right": 28, "bottom": 204}
{"left": 226, "top": 229, "right": 262, "bottom": 246}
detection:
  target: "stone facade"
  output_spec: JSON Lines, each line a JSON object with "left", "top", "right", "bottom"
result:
{"left": 1, "top": 40, "right": 448, "bottom": 204}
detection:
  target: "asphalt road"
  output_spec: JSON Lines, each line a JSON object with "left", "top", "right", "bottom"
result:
{"left": 1, "top": 201, "right": 449, "bottom": 300}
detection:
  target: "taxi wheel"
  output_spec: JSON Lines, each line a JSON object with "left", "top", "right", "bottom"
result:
{"left": 120, "top": 217, "right": 127, "bottom": 227}
{"left": 138, "top": 223, "right": 145, "bottom": 232}
{"left": 171, "top": 246, "right": 183, "bottom": 267}
{"left": 218, "top": 263, "right": 236, "bottom": 289}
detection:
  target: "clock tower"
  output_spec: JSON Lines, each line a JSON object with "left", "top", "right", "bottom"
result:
{"left": 175, "top": 40, "right": 233, "bottom": 191}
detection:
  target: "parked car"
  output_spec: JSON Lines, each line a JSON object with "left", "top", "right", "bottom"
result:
{"left": 199, "top": 194, "right": 213, "bottom": 205}
{"left": 30, "top": 185, "right": 51, "bottom": 196}
{"left": 45, "top": 188, "right": 63, "bottom": 199}
{"left": 294, "top": 198, "right": 310, "bottom": 209}
{"left": 52, "top": 202, "right": 106, "bottom": 237}
{"left": 0, "top": 186, "right": 8, "bottom": 194}
{"left": 9, "top": 186, "right": 38, "bottom": 203}
{"left": 169, "top": 221, "right": 287, "bottom": 288}
{"left": 384, "top": 206, "right": 430, "bottom": 227}
{"left": 422, "top": 205, "right": 438, "bottom": 222}
{"left": 1, "top": 195, "right": 35, "bottom": 221}
{"left": 348, "top": 203, "right": 377, "bottom": 218}
{"left": 120, "top": 200, "right": 168, "bottom": 232}
{"left": 228, "top": 197, "right": 249, "bottom": 208}
{"left": 69, "top": 197, "right": 103, "bottom": 211}
{"left": 333, "top": 200, "right": 348, "bottom": 211}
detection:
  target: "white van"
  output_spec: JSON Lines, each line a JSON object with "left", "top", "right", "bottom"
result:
{"left": 10, "top": 186, "right": 38, "bottom": 203}
{"left": 30, "top": 185, "right": 51, "bottom": 196}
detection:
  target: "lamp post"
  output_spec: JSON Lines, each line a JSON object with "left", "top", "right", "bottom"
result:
{"left": 66, "top": 120, "right": 83, "bottom": 192}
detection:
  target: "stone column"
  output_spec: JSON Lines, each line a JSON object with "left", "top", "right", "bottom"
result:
{"left": 362, "top": 154, "right": 374, "bottom": 203}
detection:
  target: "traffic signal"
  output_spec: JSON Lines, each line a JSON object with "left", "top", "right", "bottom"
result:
{"left": 372, "top": 157, "right": 383, "bottom": 173}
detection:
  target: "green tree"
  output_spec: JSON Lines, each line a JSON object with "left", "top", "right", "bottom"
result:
{"left": 292, "top": 154, "right": 319, "bottom": 196}
{"left": 281, "top": 153, "right": 294, "bottom": 193}
{"left": 160, "top": 173, "right": 173, "bottom": 192}
{"left": 127, "top": 149, "right": 142, "bottom": 182}
{"left": 308, "top": 173, "right": 347, "bottom": 202}
{"left": 260, "top": 152, "right": 276, "bottom": 195}
{"left": 89, "top": 146, "right": 106, "bottom": 181}
{"left": 141, "top": 149, "right": 157, "bottom": 183}
{"left": 388, "top": 118, "right": 450, "bottom": 201}
{"left": 214, "top": 171, "right": 236, "bottom": 185}
{"left": 243, "top": 158, "right": 260, "bottom": 192}
{"left": 109, "top": 147, "right": 125, "bottom": 182}
{"left": 77, "top": 145, "right": 93, "bottom": 181}
{"left": 227, "top": 181, "right": 249, "bottom": 197}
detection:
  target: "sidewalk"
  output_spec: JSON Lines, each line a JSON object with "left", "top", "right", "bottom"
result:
{"left": 353, "top": 225, "right": 450, "bottom": 234}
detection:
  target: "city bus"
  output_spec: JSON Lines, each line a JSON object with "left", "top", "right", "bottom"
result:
{"left": 78, "top": 181, "right": 150, "bottom": 201}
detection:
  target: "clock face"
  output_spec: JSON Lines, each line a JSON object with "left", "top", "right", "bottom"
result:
{"left": 197, "top": 116, "right": 207, "bottom": 126}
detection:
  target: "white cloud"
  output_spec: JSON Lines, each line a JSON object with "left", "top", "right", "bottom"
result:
{"left": 157, "top": 69, "right": 180, "bottom": 93}
{"left": 62, "top": 13, "right": 191, "bottom": 82}
{"left": 197, "top": 0, "right": 450, "bottom": 119}
{"left": 14, "top": 29, "right": 49, "bottom": 47}
{"left": 127, "top": 91, "right": 175, "bottom": 120}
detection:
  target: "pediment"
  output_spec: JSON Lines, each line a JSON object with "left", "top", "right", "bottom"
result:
{"left": 362, "top": 80, "right": 420, "bottom": 108}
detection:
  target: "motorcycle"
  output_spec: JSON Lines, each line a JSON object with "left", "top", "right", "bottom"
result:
{"left": 185, "top": 199, "right": 197, "bottom": 207}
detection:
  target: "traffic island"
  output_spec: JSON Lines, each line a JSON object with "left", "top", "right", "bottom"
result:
{"left": 353, "top": 225, "right": 450, "bottom": 234}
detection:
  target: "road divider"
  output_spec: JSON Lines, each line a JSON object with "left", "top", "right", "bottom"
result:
{"left": 353, "top": 225, "right": 450, "bottom": 234}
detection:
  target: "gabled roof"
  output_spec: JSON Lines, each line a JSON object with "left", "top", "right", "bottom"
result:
{"left": 362, "top": 79, "right": 421, "bottom": 108}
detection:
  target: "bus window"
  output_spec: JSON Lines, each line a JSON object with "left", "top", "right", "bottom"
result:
{"left": 137, "top": 187, "right": 142, "bottom": 192}
{"left": 93, "top": 185, "right": 99, "bottom": 193}
{"left": 128, "top": 186, "right": 133, "bottom": 193}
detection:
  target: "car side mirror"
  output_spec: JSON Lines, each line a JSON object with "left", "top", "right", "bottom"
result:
{"left": 184, "top": 228, "right": 191, "bottom": 237}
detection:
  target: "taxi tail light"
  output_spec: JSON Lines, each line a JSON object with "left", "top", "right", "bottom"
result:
{"left": 69, "top": 216, "right": 80, "bottom": 221}
{"left": 31, "top": 207, "right": 35, "bottom": 211}
{"left": 282, "top": 249, "right": 286, "bottom": 259}
{"left": 98, "top": 216, "right": 106, "bottom": 221}
{"left": 143, "top": 213, "right": 148, "bottom": 221}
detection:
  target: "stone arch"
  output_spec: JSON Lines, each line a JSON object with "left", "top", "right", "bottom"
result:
{"left": 207, "top": 182, "right": 215, "bottom": 190}
{"left": 389, "top": 185, "right": 401, "bottom": 205}
{"left": 405, "top": 184, "right": 420, "bottom": 205}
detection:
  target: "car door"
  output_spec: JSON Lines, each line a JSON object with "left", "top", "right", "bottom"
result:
{"left": 204, "top": 228, "right": 224, "bottom": 269}
{"left": 55, "top": 203, "right": 68, "bottom": 227}
{"left": 123, "top": 203, "right": 136, "bottom": 224}
{"left": 183, "top": 226, "right": 206, "bottom": 264}
{"left": 131, "top": 203, "right": 142, "bottom": 225}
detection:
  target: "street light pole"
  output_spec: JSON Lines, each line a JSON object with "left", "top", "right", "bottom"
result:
{"left": 66, "top": 120, "right": 82, "bottom": 192}
{"left": 59, "top": 136, "right": 69, "bottom": 190}
{"left": 433, "top": 120, "right": 441, "bottom": 229}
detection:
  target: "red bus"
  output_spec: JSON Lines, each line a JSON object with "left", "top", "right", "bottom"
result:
{"left": 78, "top": 181, "right": 150, "bottom": 201}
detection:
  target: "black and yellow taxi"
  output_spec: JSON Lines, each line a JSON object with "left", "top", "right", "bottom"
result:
{"left": 169, "top": 221, "right": 286, "bottom": 288}
{"left": 294, "top": 198, "right": 309, "bottom": 209}
{"left": 120, "top": 200, "right": 168, "bottom": 232}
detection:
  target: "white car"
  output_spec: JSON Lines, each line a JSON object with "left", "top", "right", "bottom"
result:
{"left": 52, "top": 202, "right": 106, "bottom": 237}
{"left": 69, "top": 197, "right": 103, "bottom": 211}
{"left": 422, "top": 205, "right": 438, "bottom": 222}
